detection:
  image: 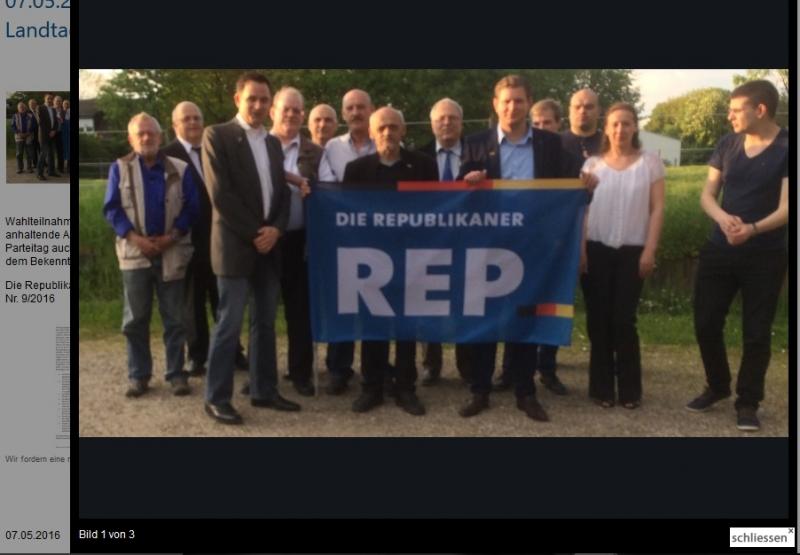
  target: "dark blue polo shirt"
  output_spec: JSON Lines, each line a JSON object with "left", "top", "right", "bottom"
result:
{"left": 708, "top": 128, "right": 788, "bottom": 251}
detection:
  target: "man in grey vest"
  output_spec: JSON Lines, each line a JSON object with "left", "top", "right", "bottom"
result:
{"left": 102, "top": 112, "right": 199, "bottom": 398}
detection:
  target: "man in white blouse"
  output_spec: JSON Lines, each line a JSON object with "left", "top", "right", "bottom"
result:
{"left": 317, "top": 89, "right": 377, "bottom": 396}
{"left": 318, "top": 89, "right": 376, "bottom": 182}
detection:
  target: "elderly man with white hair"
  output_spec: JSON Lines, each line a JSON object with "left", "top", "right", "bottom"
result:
{"left": 307, "top": 103, "right": 338, "bottom": 147}
{"left": 161, "top": 101, "right": 249, "bottom": 378}
{"left": 341, "top": 106, "right": 439, "bottom": 415}
{"left": 415, "top": 97, "right": 473, "bottom": 387}
{"left": 103, "top": 112, "right": 200, "bottom": 398}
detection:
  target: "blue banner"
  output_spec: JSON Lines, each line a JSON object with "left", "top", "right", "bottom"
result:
{"left": 306, "top": 182, "right": 587, "bottom": 345}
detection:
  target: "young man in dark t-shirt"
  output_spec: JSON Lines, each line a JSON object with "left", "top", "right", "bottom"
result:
{"left": 686, "top": 80, "right": 788, "bottom": 432}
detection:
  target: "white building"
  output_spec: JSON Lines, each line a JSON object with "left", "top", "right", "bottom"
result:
{"left": 639, "top": 130, "right": 681, "bottom": 166}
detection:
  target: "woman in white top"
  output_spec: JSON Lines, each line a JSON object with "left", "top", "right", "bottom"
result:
{"left": 580, "top": 102, "right": 665, "bottom": 409}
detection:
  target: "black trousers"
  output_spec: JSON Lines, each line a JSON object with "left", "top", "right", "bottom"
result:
{"left": 37, "top": 138, "right": 56, "bottom": 177}
{"left": 500, "top": 343, "right": 559, "bottom": 380}
{"left": 31, "top": 137, "right": 40, "bottom": 168}
{"left": 466, "top": 342, "right": 537, "bottom": 397}
{"left": 55, "top": 131, "right": 64, "bottom": 173}
{"left": 693, "top": 242, "right": 786, "bottom": 410}
{"left": 422, "top": 342, "right": 472, "bottom": 381}
{"left": 184, "top": 252, "right": 246, "bottom": 366}
{"left": 361, "top": 341, "right": 416, "bottom": 394}
{"left": 183, "top": 254, "right": 218, "bottom": 365}
{"left": 581, "top": 241, "right": 644, "bottom": 404}
{"left": 278, "top": 230, "right": 313, "bottom": 382}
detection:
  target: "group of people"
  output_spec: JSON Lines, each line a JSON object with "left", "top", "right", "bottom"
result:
{"left": 10, "top": 93, "right": 69, "bottom": 179}
{"left": 101, "top": 72, "right": 787, "bottom": 432}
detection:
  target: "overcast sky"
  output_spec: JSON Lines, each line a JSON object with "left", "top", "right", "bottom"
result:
{"left": 633, "top": 69, "right": 748, "bottom": 117}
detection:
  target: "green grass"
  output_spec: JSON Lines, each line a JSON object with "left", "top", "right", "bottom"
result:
{"left": 81, "top": 299, "right": 288, "bottom": 341}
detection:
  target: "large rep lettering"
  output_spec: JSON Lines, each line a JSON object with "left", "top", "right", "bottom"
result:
{"left": 337, "top": 247, "right": 523, "bottom": 317}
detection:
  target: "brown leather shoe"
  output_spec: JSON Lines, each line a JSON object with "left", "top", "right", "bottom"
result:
{"left": 459, "top": 393, "right": 489, "bottom": 417}
{"left": 517, "top": 395, "right": 549, "bottom": 421}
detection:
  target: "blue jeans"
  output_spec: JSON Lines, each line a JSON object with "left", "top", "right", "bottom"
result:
{"left": 37, "top": 138, "right": 56, "bottom": 177}
{"left": 205, "top": 253, "right": 280, "bottom": 405}
{"left": 15, "top": 140, "right": 34, "bottom": 171}
{"left": 121, "top": 258, "right": 186, "bottom": 382}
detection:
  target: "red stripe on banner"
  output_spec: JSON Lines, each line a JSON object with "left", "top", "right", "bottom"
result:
{"left": 536, "top": 303, "right": 558, "bottom": 316}
{"left": 397, "top": 180, "right": 494, "bottom": 191}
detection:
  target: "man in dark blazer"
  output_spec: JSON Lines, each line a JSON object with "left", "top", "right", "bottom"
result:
{"left": 161, "top": 101, "right": 248, "bottom": 379}
{"left": 343, "top": 106, "right": 438, "bottom": 416}
{"left": 36, "top": 94, "right": 59, "bottom": 180}
{"left": 269, "top": 86, "right": 323, "bottom": 396}
{"left": 417, "top": 97, "right": 472, "bottom": 388}
{"left": 457, "top": 74, "right": 594, "bottom": 422}
{"left": 202, "top": 72, "right": 297, "bottom": 425}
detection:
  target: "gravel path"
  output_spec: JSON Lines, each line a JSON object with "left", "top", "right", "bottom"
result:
{"left": 79, "top": 338, "right": 789, "bottom": 437}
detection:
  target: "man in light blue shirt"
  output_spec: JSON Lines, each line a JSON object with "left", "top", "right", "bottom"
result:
{"left": 457, "top": 74, "right": 597, "bottom": 422}
{"left": 317, "top": 89, "right": 377, "bottom": 396}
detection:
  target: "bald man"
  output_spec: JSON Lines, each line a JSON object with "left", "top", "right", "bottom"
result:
{"left": 317, "top": 89, "right": 377, "bottom": 396}
{"left": 161, "top": 101, "right": 248, "bottom": 377}
{"left": 562, "top": 88, "right": 603, "bottom": 161}
{"left": 307, "top": 103, "right": 338, "bottom": 147}
{"left": 342, "top": 107, "right": 438, "bottom": 415}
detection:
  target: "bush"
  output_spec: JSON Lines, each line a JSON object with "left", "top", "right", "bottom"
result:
{"left": 78, "top": 133, "right": 130, "bottom": 179}
{"left": 657, "top": 166, "right": 711, "bottom": 262}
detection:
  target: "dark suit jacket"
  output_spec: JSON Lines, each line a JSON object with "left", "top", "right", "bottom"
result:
{"left": 37, "top": 105, "right": 56, "bottom": 145}
{"left": 203, "top": 118, "right": 290, "bottom": 277}
{"left": 161, "top": 139, "right": 211, "bottom": 262}
{"left": 418, "top": 138, "right": 465, "bottom": 180}
{"left": 343, "top": 148, "right": 439, "bottom": 188}
{"left": 295, "top": 135, "right": 324, "bottom": 181}
{"left": 458, "top": 127, "right": 571, "bottom": 180}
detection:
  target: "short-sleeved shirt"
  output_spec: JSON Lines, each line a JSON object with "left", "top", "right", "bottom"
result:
{"left": 318, "top": 133, "right": 376, "bottom": 182}
{"left": 582, "top": 150, "right": 664, "bottom": 248}
{"left": 708, "top": 128, "right": 788, "bottom": 251}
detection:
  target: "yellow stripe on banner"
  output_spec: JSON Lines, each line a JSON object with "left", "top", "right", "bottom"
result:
{"left": 554, "top": 304, "right": 574, "bottom": 318}
{"left": 494, "top": 179, "right": 584, "bottom": 190}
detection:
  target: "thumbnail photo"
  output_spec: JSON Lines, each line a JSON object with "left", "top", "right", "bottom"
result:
{"left": 6, "top": 90, "right": 70, "bottom": 183}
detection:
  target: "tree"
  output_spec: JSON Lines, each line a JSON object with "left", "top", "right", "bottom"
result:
{"left": 572, "top": 69, "right": 642, "bottom": 112}
{"left": 645, "top": 88, "right": 731, "bottom": 165}
{"left": 733, "top": 69, "right": 788, "bottom": 95}
{"left": 6, "top": 90, "right": 69, "bottom": 117}
{"left": 91, "top": 69, "right": 640, "bottom": 157}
